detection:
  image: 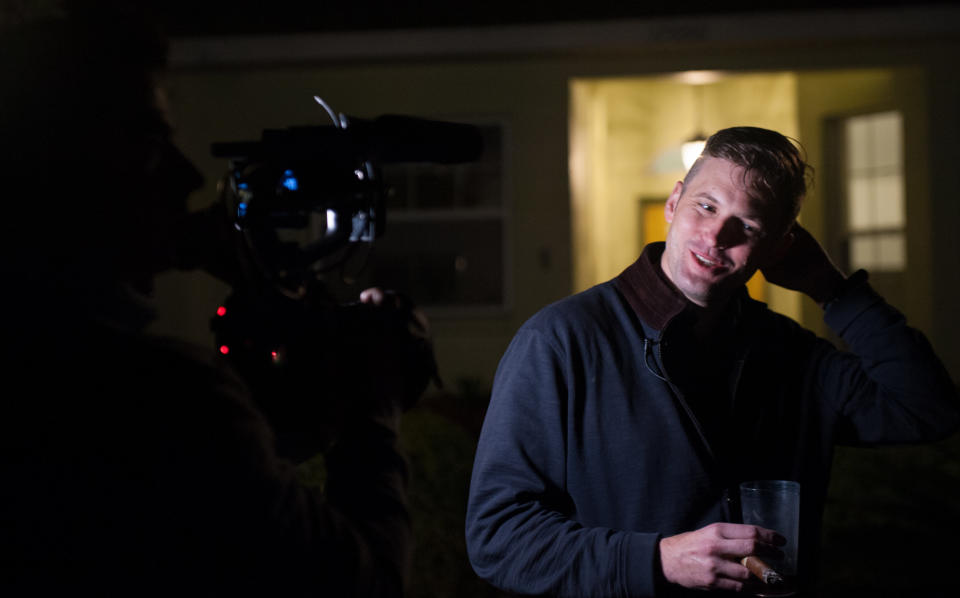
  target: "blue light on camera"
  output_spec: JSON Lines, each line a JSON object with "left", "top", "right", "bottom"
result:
{"left": 281, "top": 170, "right": 299, "bottom": 191}
{"left": 238, "top": 202, "right": 248, "bottom": 218}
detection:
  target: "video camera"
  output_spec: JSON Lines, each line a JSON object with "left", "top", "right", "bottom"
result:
{"left": 205, "top": 99, "right": 482, "bottom": 452}
{"left": 210, "top": 97, "right": 483, "bottom": 289}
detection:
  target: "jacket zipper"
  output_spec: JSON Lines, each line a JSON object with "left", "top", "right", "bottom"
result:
{"left": 656, "top": 341, "right": 718, "bottom": 465}
{"left": 655, "top": 340, "right": 746, "bottom": 522}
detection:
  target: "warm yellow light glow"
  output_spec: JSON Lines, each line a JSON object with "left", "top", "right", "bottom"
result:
{"left": 570, "top": 71, "right": 806, "bottom": 319}
{"left": 672, "top": 70, "right": 726, "bottom": 86}
{"left": 681, "top": 139, "right": 706, "bottom": 171}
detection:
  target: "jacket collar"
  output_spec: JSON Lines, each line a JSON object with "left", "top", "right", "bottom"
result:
{"left": 614, "top": 242, "right": 764, "bottom": 338}
{"left": 613, "top": 242, "right": 688, "bottom": 332}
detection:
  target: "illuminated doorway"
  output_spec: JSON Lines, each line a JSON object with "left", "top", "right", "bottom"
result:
{"left": 569, "top": 67, "right": 921, "bottom": 327}
{"left": 569, "top": 71, "right": 796, "bottom": 317}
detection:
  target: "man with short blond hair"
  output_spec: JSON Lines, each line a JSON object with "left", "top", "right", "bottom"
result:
{"left": 466, "top": 126, "right": 959, "bottom": 597}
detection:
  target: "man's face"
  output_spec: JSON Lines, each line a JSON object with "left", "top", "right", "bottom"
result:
{"left": 660, "top": 156, "right": 789, "bottom": 309}
{"left": 109, "top": 86, "right": 204, "bottom": 293}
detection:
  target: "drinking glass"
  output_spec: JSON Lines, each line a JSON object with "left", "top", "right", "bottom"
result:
{"left": 739, "top": 480, "right": 800, "bottom": 596}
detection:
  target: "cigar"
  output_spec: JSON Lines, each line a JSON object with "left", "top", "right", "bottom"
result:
{"left": 741, "top": 556, "right": 784, "bottom": 586}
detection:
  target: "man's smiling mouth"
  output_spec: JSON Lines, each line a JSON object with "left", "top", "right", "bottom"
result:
{"left": 692, "top": 251, "right": 725, "bottom": 269}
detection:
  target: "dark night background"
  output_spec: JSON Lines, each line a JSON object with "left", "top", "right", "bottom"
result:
{"left": 6, "top": 1, "right": 958, "bottom": 596}
{"left": 149, "top": 1, "right": 955, "bottom": 36}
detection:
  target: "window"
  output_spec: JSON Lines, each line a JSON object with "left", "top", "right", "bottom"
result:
{"left": 350, "top": 122, "right": 507, "bottom": 311}
{"left": 842, "top": 111, "right": 906, "bottom": 272}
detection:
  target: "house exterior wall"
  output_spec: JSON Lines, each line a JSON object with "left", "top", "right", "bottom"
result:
{"left": 157, "top": 7, "right": 960, "bottom": 388}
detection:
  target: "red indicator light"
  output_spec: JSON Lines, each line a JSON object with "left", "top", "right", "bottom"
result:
{"left": 271, "top": 351, "right": 278, "bottom": 360}
{"left": 216, "top": 306, "right": 227, "bottom": 317}
{"left": 219, "top": 345, "right": 230, "bottom": 355}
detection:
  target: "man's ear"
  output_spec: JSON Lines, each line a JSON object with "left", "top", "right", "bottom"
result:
{"left": 664, "top": 181, "right": 683, "bottom": 224}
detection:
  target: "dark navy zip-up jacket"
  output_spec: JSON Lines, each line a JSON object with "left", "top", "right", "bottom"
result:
{"left": 465, "top": 243, "right": 958, "bottom": 598}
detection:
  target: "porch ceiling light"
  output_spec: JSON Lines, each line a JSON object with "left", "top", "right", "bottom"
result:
{"left": 681, "top": 136, "right": 706, "bottom": 171}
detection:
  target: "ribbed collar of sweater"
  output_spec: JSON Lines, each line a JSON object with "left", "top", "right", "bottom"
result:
{"left": 613, "top": 242, "right": 689, "bottom": 332}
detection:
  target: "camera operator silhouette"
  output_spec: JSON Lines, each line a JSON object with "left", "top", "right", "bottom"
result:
{"left": 1, "top": 3, "right": 432, "bottom": 596}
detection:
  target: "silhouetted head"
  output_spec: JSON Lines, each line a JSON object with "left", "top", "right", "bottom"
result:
{"left": 1, "top": 1, "right": 202, "bottom": 293}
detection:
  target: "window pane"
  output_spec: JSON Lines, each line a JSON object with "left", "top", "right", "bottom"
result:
{"left": 845, "top": 117, "right": 872, "bottom": 172}
{"left": 383, "top": 168, "right": 414, "bottom": 210}
{"left": 847, "top": 177, "right": 874, "bottom": 231}
{"left": 460, "top": 165, "right": 503, "bottom": 209}
{"left": 877, "top": 232, "right": 906, "bottom": 270}
{"left": 355, "top": 218, "right": 503, "bottom": 307}
{"left": 850, "top": 232, "right": 905, "bottom": 272}
{"left": 872, "top": 111, "right": 902, "bottom": 170}
{"left": 413, "top": 169, "right": 458, "bottom": 209}
{"left": 874, "top": 173, "right": 905, "bottom": 228}
{"left": 849, "top": 235, "right": 877, "bottom": 270}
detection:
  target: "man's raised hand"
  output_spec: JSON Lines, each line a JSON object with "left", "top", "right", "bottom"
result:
{"left": 761, "top": 223, "right": 846, "bottom": 306}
